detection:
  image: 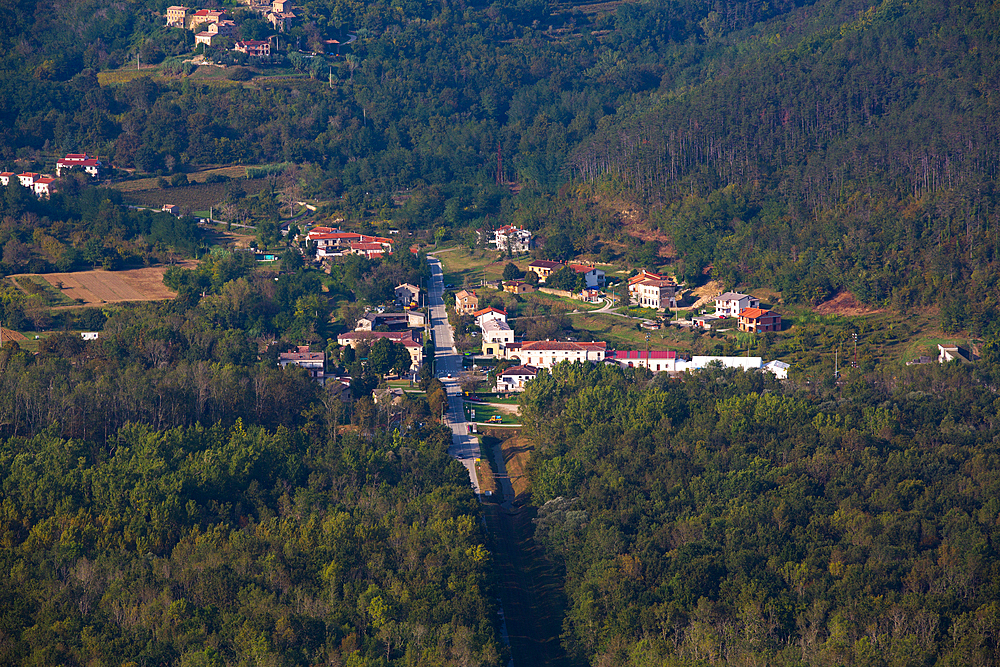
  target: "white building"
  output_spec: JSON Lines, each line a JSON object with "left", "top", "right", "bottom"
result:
{"left": 762, "top": 360, "right": 790, "bottom": 379}
{"left": 714, "top": 292, "right": 760, "bottom": 318}
{"left": 56, "top": 154, "right": 102, "bottom": 177}
{"left": 489, "top": 225, "right": 532, "bottom": 254}
{"left": 481, "top": 319, "right": 514, "bottom": 357}
{"left": 630, "top": 279, "right": 677, "bottom": 310}
{"left": 508, "top": 340, "right": 607, "bottom": 368}
{"left": 568, "top": 264, "right": 606, "bottom": 289}
{"left": 474, "top": 307, "right": 507, "bottom": 328}
{"left": 497, "top": 364, "right": 538, "bottom": 392}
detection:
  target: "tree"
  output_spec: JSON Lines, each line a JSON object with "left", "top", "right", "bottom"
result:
{"left": 502, "top": 262, "right": 522, "bottom": 281}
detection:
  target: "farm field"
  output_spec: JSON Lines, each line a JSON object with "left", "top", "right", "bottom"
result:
{"left": 113, "top": 180, "right": 273, "bottom": 213}
{"left": 9, "top": 263, "right": 197, "bottom": 307}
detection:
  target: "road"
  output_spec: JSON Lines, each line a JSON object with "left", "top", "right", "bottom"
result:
{"left": 427, "top": 255, "right": 481, "bottom": 493}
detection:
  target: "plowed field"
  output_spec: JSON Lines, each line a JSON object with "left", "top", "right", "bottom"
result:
{"left": 12, "top": 263, "right": 197, "bottom": 306}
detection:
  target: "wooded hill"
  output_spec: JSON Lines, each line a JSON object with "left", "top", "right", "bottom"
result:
{"left": 4, "top": 0, "right": 999, "bottom": 327}
{"left": 519, "top": 360, "right": 1000, "bottom": 666}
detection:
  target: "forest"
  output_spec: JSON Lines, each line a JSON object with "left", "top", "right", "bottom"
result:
{"left": 519, "top": 360, "right": 1000, "bottom": 666}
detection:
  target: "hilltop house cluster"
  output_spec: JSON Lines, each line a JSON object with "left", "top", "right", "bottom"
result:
{"left": 167, "top": 1, "right": 298, "bottom": 53}
{"left": 306, "top": 227, "right": 393, "bottom": 259}
{"left": 0, "top": 153, "right": 103, "bottom": 199}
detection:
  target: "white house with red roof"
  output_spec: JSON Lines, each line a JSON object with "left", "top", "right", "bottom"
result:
{"left": 0, "top": 172, "right": 14, "bottom": 186}
{"left": 33, "top": 177, "right": 56, "bottom": 198}
{"left": 568, "top": 263, "right": 606, "bottom": 289}
{"left": 18, "top": 172, "right": 39, "bottom": 188}
{"left": 474, "top": 307, "right": 507, "bottom": 328}
{"left": 507, "top": 340, "right": 607, "bottom": 368}
{"left": 56, "top": 153, "right": 102, "bottom": 177}
{"left": 497, "top": 364, "right": 538, "bottom": 392}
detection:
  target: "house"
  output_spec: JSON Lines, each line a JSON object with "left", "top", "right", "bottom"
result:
{"left": 504, "top": 280, "right": 533, "bottom": 294}
{"left": 162, "top": 204, "right": 180, "bottom": 216}
{"left": 166, "top": 5, "right": 190, "bottom": 26}
{"left": 32, "top": 177, "right": 55, "bottom": 198}
{"left": 190, "top": 8, "right": 228, "bottom": 29}
{"left": 628, "top": 269, "right": 667, "bottom": 288}
{"left": 738, "top": 308, "right": 781, "bottom": 333}
{"left": 355, "top": 312, "right": 410, "bottom": 331}
{"left": 455, "top": 290, "right": 478, "bottom": 315}
{"left": 272, "top": 0, "right": 292, "bottom": 11}
{"left": 337, "top": 330, "right": 423, "bottom": 370}
{"left": 80, "top": 332, "right": 100, "bottom": 341}
{"left": 714, "top": 292, "right": 760, "bottom": 318}
{"left": 488, "top": 225, "right": 532, "bottom": 254}
{"left": 497, "top": 365, "right": 538, "bottom": 392}
{"left": 481, "top": 319, "right": 514, "bottom": 357}
{"left": 474, "top": 307, "right": 507, "bottom": 328}
{"left": 267, "top": 10, "right": 296, "bottom": 31}
{"left": 568, "top": 264, "right": 606, "bottom": 289}
{"left": 509, "top": 340, "right": 607, "bottom": 368}
{"left": 762, "top": 360, "right": 790, "bottom": 379}
{"left": 606, "top": 349, "right": 681, "bottom": 372}
{"left": 527, "top": 260, "right": 563, "bottom": 282}
{"left": 234, "top": 40, "right": 271, "bottom": 57}
{"left": 17, "top": 172, "right": 38, "bottom": 187}
{"left": 395, "top": 283, "right": 421, "bottom": 308}
{"left": 279, "top": 345, "right": 326, "bottom": 384}
{"left": 630, "top": 278, "right": 676, "bottom": 311}
{"left": 196, "top": 19, "right": 237, "bottom": 45}
{"left": 938, "top": 344, "right": 976, "bottom": 364}
{"left": 348, "top": 242, "right": 388, "bottom": 258}
{"left": 0, "top": 172, "right": 13, "bottom": 186}
{"left": 55, "top": 153, "right": 102, "bottom": 177}
{"left": 581, "top": 289, "right": 602, "bottom": 303}
{"left": 407, "top": 311, "right": 426, "bottom": 329}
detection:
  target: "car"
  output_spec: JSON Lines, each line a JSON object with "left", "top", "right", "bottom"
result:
{"left": 447, "top": 372, "right": 452, "bottom": 378}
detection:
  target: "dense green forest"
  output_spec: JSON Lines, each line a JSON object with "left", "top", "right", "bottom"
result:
{"left": 519, "top": 360, "right": 1000, "bottom": 666}
{"left": 0, "top": 421, "right": 501, "bottom": 666}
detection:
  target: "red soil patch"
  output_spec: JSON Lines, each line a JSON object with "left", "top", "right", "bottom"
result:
{"left": 814, "top": 291, "right": 885, "bottom": 316}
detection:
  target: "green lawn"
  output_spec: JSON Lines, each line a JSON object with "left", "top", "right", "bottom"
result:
{"left": 464, "top": 401, "right": 519, "bottom": 425}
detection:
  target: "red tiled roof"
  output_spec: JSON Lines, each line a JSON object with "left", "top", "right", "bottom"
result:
{"left": 609, "top": 350, "right": 677, "bottom": 360}
{"left": 739, "top": 308, "right": 774, "bottom": 319}
{"left": 473, "top": 307, "right": 506, "bottom": 317}
{"left": 338, "top": 331, "right": 421, "bottom": 347}
{"left": 520, "top": 340, "right": 606, "bottom": 352}
{"left": 35, "top": 177, "right": 55, "bottom": 184}
{"left": 501, "top": 364, "right": 538, "bottom": 376}
{"left": 568, "top": 264, "right": 595, "bottom": 273}
{"left": 352, "top": 243, "right": 384, "bottom": 251}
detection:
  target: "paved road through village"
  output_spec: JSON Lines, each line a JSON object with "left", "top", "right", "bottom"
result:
{"left": 426, "top": 256, "right": 481, "bottom": 493}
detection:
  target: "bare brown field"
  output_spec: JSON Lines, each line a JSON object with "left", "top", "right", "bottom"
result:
{"left": 815, "top": 290, "right": 886, "bottom": 316}
{"left": 501, "top": 435, "right": 535, "bottom": 501}
{"left": 0, "top": 327, "right": 26, "bottom": 342}
{"left": 12, "top": 263, "right": 197, "bottom": 307}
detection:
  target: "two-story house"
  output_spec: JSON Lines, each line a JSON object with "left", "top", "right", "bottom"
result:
{"left": 568, "top": 264, "right": 606, "bottom": 289}
{"left": 714, "top": 292, "right": 760, "bottom": 318}
{"left": 508, "top": 340, "right": 607, "bottom": 368}
{"left": 454, "top": 289, "right": 478, "bottom": 315}
{"left": 474, "top": 307, "right": 507, "bottom": 328}
{"left": 496, "top": 364, "right": 538, "bottom": 392}
{"left": 279, "top": 346, "right": 326, "bottom": 384}
{"left": 395, "top": 283, "right": 421, "bottom": 308}
{"left": 738, "top": 307, "right": 781, "bottom": 333}
{"left": 489, "top": 225, "right": 532, "bottom": 254}
{"left": 527, "top": 260, "right": 563, "bottom": 282}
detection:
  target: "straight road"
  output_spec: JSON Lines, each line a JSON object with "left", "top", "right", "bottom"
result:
{"left": 427, "top": 255, "right": 480, "bottom": 493}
